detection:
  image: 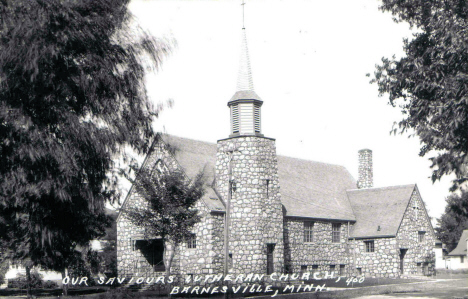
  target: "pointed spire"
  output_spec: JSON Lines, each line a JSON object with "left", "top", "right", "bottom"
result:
{"left": 236, "top": 29, "right": 254, "bottom": 92}
{"left": 227, "top": 0, "right": 263, "bottom": 138}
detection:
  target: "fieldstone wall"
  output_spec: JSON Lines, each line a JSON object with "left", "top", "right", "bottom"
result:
{"left": 215, "top": 136, "right": 284, "bottom": 275}
{"left": 396, "top": 187, "right": 436, "bottom": 275}
{"left": 357, "top": 149, "right": 373, "bottom": 189}
{"left": 351, "top": 238, "right": 400, "bottom": 278}
{"left": 284, "top": 219, "right": 353, "bottom": 276}
{"left": 117, "top": 139, "right": 225, "bottom": 277}
{"left": 174, "top": 209, "right": 225, "bottom": 275}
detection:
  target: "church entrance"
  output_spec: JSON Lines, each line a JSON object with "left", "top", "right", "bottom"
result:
{"left": 267, "top": 244, "right": 275, "bottom": 275}
{"left": 135, "top": 239, "right": 165, "bottom": 272}
{"left": 399, "top": 249, "right": 407, "bottom": 274}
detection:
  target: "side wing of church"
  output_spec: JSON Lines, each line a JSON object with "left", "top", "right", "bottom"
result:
{"left": 116, "top": 24, "right": 437, "bottom": 279}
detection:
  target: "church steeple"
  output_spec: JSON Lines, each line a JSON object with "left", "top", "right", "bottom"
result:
{"left": 228, "top": 2, "right": 263, "bottom": 138}
{"left": 236, "top": 29, "right": 254, "bottom": 92}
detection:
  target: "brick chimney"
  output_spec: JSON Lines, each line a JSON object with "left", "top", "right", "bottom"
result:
{"left": 357, "top": 149, "right": 373, "bottom": 189}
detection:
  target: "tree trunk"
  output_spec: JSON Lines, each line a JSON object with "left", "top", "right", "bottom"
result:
{"left": 163, "top": 241, "right": 177, "bottom": 297}
{"left": 25, "top": 265, "right": 32, "bottom": 298}
{"left": 61, "top": 267, "right": 68, "bottom": 296}
{"left": 163, "top": 241, "right": 176, "bottom": 279}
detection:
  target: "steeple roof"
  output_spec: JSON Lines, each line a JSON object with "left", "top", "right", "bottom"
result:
{"left": 229, "top": 28, "right": 262, "bottom": 103}
{"left": 236, "top": 29, "right": 254, "bottom": 92}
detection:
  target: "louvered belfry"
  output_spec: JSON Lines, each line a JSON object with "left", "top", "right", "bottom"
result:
{"left": 228, "top": 28, "right": 263, "bottom": 137}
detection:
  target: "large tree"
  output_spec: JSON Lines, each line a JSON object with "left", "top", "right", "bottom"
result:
{"left": 372, "top": 0, "right": 468, "bottom": 190}
{"left": 0, "top": 0, "right": 170, "bottom": 288}
{"left": 123, "top": 166, "right": 205, "bottom": 277}
{"left": 435, "top": 192, "right": 468, "bottom": 252}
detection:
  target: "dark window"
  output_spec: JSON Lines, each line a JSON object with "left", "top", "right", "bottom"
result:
{"left": 418, "top": 231, "right": 426, "bottom": 243}
{"left": 267, "top": 244, "right": 275, "bottom": 275}
{"left": 330, "top": 265, "right": 335, "bottom": 274}
{"left": 301, "top": 265, "right": 307, "bottom": 273}
{"left": 187, "top": 234, "right": 197, "bottom": 249}
{"left": 332, "top": 223, "right": 341, "bottom": 243}
{"left": 304, "top": 221, "right": 314, "bottom": 243}
{"left": 357, "top": 268, "right": 362, "bottom": 275}
{"left": 461, "top": 256, "right": 464, "bottom": 263}
{"left": 365, "top": 240, "right": 375, "bottom": 252}
{"left": 339, "top": 265, "right": 345, "bottom": 276}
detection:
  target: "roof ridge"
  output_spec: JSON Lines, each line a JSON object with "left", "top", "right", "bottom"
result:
{"left": 164, "top": 134, "right": 357, "bottom": 170}
{"left": 162, "top": 133, "right": 216, "bottom": 146}
{"left": 277, "top": 154, "right": 352, "bottom": 169}
{"left": 347, "top": 184, "right": 416, "bottom": 192}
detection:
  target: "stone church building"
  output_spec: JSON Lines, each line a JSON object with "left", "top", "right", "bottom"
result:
{"left": 116, "top": 28, "right": 436, "bottom": 279}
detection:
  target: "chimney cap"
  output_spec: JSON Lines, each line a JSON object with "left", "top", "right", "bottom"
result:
{"left": 358, "top": 148, "right": 372, "bottom": 153}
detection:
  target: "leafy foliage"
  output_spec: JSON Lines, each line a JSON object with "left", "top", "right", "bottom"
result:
{"left": 435, "top": 192, "right": 468, "bottom": 252}
{"left": 0, "top": 258, "right": 8, "bottom": 286}
{"left": 0, "top": 0, "right": 170, "bottom": 273}
{"left": 8, "top": 271, "right": 44, "bottom": 289}
{"left": 372, "top": 0, "right": 468, "bottom": 190}
{"left": 122, "top": 161, "right": 205, "bottom": 274}
{"left": 99, "top": 241, "right": 117, "bottom": 278}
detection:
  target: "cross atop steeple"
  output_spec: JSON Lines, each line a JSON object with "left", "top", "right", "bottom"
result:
{"left": 241, "top": 0, "right": 245, "bottom": 29}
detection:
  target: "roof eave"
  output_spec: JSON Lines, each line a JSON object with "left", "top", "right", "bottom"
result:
{"left": 349, "top": 234, "right": 396, "bottom": 240}
{"left": 285, "top": 215, "right": 356, "bottom": 222}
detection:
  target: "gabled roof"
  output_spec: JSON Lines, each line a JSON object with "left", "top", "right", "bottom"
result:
{"left": 347, "top": 184, "right": 416, "bottom": 238}
{"left": 118, "top": 135, "right": 421, "bottom": 227}
{"left": 159, "top": 135, "right": 225, "bottom": 213}
{"left": 278, "top": 156, "right": 356, "bottom": 221}
{"left": 448, "top": 230, "right": 468, "bottom": 256}
{"left": 157, "top": 135, "right": 357, "bottom": 220}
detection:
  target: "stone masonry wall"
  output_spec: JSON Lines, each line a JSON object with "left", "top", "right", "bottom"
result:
{"left": 284, "top": 219, "right": 353, "bottom": 276}
{"left": 357, "top": 149, "right": 373, "bottom": 189}
{"left": 396, "top": 187, "right": 436, "bottom": 275}
{"left": 174, "top": 209, "right": 225, "bottom": 275}
{"left": 117, "top": 139, "right": 224, "bottom": 277}
{"left": 351, "top": 237, "right": 400, "bottom": 278}
{"left": 216, "top": 136, "right": 284, "bottom": 275}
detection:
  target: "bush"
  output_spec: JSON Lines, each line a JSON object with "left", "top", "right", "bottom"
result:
{"left": 0, "top": 260, "right": 9, "bottom": 286}
{"left": 7, "top": 271, "right": 43, "bottom": 289}
{"left": 43, "top": 280, "right": 58, "bottom": 289}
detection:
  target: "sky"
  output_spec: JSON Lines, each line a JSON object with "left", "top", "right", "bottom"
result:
{"left": 127, "top": 0, "right": 454, "bottom": 224}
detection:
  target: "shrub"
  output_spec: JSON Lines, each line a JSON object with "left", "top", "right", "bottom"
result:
{"left": 0, "top": 260, "right": 9, "bottom": 286}
{"left": 8, "top": 271, "right": 43, "bottom": 289}
{"left": 43, "top": 280, "right": 58, "bottom": 289}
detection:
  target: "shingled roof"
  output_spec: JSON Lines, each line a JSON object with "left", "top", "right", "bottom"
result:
{"left": 161, "top": 135, "right": 224, "bottom": 213}
{"left": 120, "top": 135, "right": 424, "bottom": 228}
{"left": 448, "top": 230, "right": 468, "bottom": 256}
{"left": 347, "top": 185, "right": 416, "bottom": 238}
{"left": 278, "top": 156, "right": 356, "bottom": 221}
{"left": 158, "top": 135, "right": 357, "bottom": 220}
